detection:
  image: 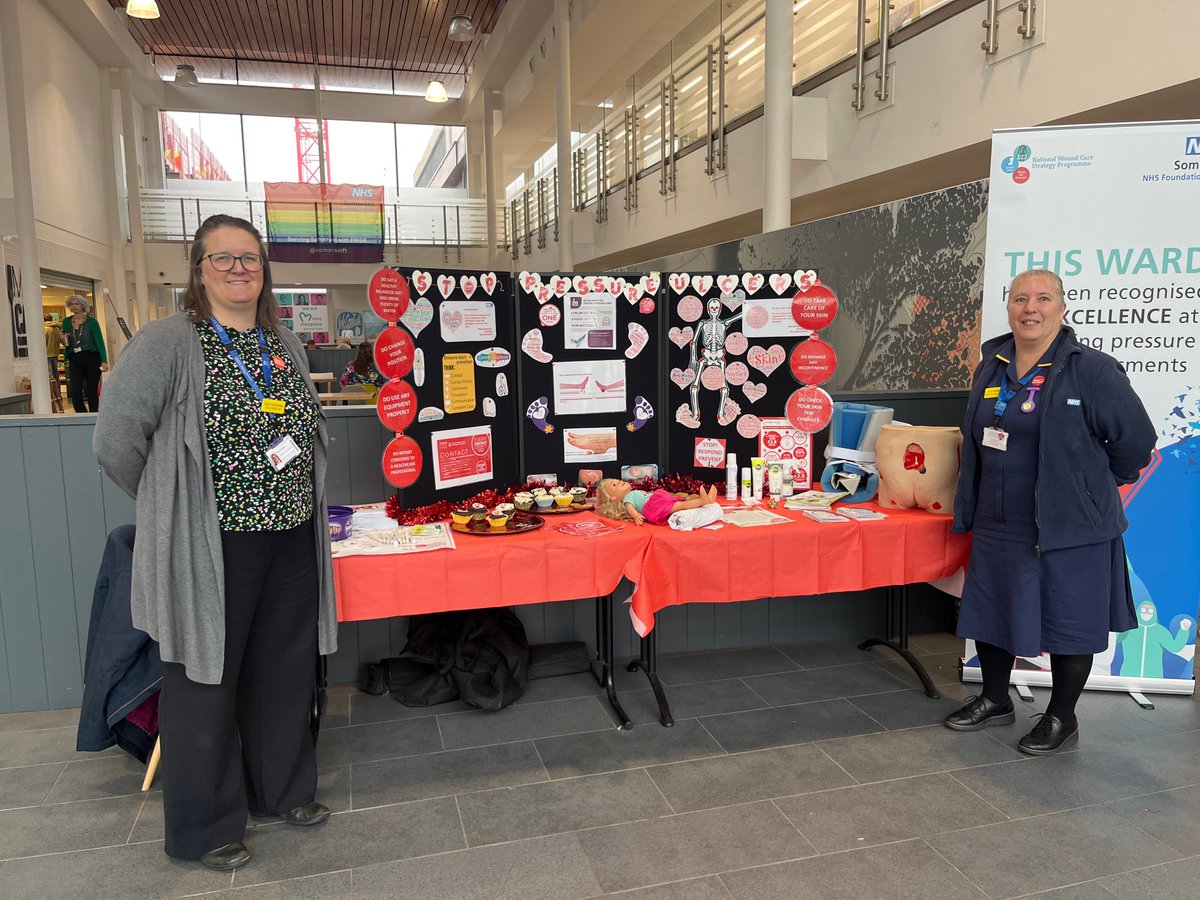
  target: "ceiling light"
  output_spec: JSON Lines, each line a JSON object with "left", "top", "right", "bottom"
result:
{"left": 424, "top": 80, "right": 449, "bottom": 103}
{"left": 174, "top": 63, "right": 198, "bottom": 87}
{"left": 448, "top": 13, "right": 477, "bottom": 42}
{"left": 126, "top": 0, "right": 161, "bottom": 19}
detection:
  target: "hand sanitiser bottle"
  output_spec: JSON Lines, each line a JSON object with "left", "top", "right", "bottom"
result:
{"left": 725, "top": 453, "right": 738, "bottom": 501}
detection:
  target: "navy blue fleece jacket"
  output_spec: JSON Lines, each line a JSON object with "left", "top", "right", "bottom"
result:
{"left": 953, "top": 326, "right": 1156, "bottom": 552}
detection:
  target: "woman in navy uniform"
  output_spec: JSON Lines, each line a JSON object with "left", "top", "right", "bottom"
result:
{"left": 945, "top": 269, "right": 1155, "bottom": 754}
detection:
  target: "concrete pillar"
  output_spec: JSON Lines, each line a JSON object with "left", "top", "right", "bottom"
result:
{"left": 554, "top": 0, "right": 574, "bottom": 271}
{"left": 98, "top": 68, "right": 134, "bottom": 342}
{"left": 483, "top": 90, "right": 499, "bottom": 266}
{"left": 763, "top": 0, "right": 794, "bottom": 233}
{"left": 1, "top": 0, "right": 51, "bottom": 412}
{"left": 119, "top": 68, "right": 152, "bottom": 327}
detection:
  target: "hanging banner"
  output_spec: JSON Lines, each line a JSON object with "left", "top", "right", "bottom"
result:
{"left": 264, "top": 182, "right": 384, "bottom": 263}
{"left": 977, "top": 120, "right": 1200, "bottom": 695}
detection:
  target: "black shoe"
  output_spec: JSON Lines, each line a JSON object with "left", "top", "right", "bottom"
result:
{"left": 943, "top": 695, "right": 1016, "bottom": 731}
{"left": 1018, "top": 713, "right": 1079, "bottom": 756}
{"left": 200, "top": 842, "right": 251, "bottom": 871}
{"left": 285, "top": 801, "right": 331, "bottom": 826}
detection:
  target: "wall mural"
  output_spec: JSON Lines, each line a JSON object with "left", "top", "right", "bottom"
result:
{"left": 627, "top": 180, "right": 989, "bottom": 393}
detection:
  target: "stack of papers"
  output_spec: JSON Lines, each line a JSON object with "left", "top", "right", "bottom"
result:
{"left": 786, "top": 490, "right": 849, "bottom": 509}
{"left": 801, "top": 509, "right": 847, "bottom": 524}
{"left": 835, "top": 507, "right": 889, "bottom": 521}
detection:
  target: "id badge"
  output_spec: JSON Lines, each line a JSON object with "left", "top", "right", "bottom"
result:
{"left": 982, "top": 426, "right": 1009, "bottom": 451}
{"left": 266, "top": 434, "right": 301, "bottom": 471}
{"left": 72, "top": 345, "right": 81, "bottom": 354}
{"left": 261, "top": 398, "right": 286, "bottom": 415}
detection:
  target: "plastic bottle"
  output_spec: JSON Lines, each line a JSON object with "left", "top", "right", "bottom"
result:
{"left": 725, "top": 453, "right": 738, "bottom": 501}
{"left": 740, "top": 467, "right": 753, "bottom": 503}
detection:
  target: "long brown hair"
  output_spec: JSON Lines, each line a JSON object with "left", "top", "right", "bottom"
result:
{"left": 352, "top": 341, "right": 372, "bottom": 375}
{"left": 181, "top": 215, "right": 278, "bottom": 329}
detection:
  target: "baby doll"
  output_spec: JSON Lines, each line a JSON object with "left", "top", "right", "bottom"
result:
{"left": 595, "top": 478, "right": 719, "bottom": 526}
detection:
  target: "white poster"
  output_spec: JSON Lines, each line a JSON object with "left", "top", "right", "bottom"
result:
{"left": 976, "top": 120, "right": 1200, "bottom": 695}
{"left": 742, "top": 297, "right": 812, "bottom": 338}
{"left": 563, "top": 426, "right": 618, "bottom": 463}
{"left": 552, "top": 359, "right": 626, "bottom": 415}
{"left": 563, "top": 292, "right": 617, "bottom": 350}
{"left": 439, "top": 300, "right": 497, "bottom": 343}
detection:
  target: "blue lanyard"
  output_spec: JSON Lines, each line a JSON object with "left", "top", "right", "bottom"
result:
{"left": 210, "top": 318, "right": 275, "bottom": 416}
{"left": 991, "top": 356, "right": 1049, "bottom": 422}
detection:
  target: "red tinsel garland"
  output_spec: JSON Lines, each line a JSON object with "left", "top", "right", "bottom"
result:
{"left": 384, "top": 473, "right": 719, "bottom": 524}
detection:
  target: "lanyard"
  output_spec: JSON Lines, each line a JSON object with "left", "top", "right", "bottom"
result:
{"left": 991, "top": 356, "right": 1050, "bottom": 423}
{"left": 209, "top": 317, "right": 275, "bottom": 416}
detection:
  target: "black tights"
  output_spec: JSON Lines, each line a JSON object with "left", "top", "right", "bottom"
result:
{"left": 975, "top": 640, "right": 1093, "bottom": 724}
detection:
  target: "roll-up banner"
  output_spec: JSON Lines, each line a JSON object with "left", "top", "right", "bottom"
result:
{"left": 975, "top": 120, "right": 1200, "bottom": 696}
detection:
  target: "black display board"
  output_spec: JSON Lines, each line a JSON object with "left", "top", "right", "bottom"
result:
{"left": 515, "top": 272, "right": 664, "bottom": 486}
{"left": 662, "top": 270, "right": 825, "bottom": 485}
{"left": 376, "top": 266, "right": 519, "bottom": 508}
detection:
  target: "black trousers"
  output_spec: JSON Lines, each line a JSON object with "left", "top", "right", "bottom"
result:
{"left": 160, "top": 521, "right": 319, "bottom": 860}
{"left": 67, "top": 349, "right": 102, "bottom": 412}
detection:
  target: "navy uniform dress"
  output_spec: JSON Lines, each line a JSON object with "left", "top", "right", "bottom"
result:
{"left": 956, "top": 337, "right": 1135, "bottom": 658}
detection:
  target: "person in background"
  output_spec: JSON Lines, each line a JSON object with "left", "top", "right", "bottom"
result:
{"left": 93, "top": 214, "right": 337, "bottom": 872}
{"left": 304, "top": 339, "right": 317, "bottom": 350}
{"left": 340, "top": 340, "right": 386, "bottom": 388}
{"left": 62, "top": 294, "right": 107, "bottom": 412}
{"left": 44, "top": 313, "right": 62, "bottom": 391}
{"left": 944, "top": 269, "right": 1155, "bottom": 755}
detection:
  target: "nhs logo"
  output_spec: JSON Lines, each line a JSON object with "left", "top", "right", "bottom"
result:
{"left": 1185, "top": 136, "right": 1200, "bottom": 156}
{"left": 351, "top": 187, "right": 376, "bottom": 198}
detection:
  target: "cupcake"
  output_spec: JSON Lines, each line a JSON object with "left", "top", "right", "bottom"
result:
{"left": 535, "top": 494, "right": 555, "bottom": 509}
{"left": 488, "top": 512, "right": 509, "bottom": 529}
{"left": 553, "top": 493, "right": 573, "bottom": 507}
{"left": 513, "top": 492, "right": 534, "bottom": 511}
{"left": 549, "top": 485, "right": 566, "bottom": 496}
{"left": 496, "top": 502, "right": 515, "bottom": 516}
{"left": 569, "top": 487, "right": 588, "bottom": 505}
{"left": 450, "top": 508, "right": 472, "bottom": 525}
{"left": 470, "top": 502, "right": 488, "bottom": 521}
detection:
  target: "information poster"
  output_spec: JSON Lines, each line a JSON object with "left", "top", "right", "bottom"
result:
{"left": 439, "top": 300, "right": 497, "bottom": 343}
{"left": 551, "top": 359, "right": 626, "bottom": 414}
{"left": 442, "top": 353, "right": 477, "bottom": 413}
{"left": 564, "top": 292, "right": 617, "bottom": 349}
{"left": 432, "top": 425, "right": 494, "bottom": 490}
{"left": 978, "top": 121, "right": 1200, "bottom": 695}
{"left": 563, "top": 426, "right": 619, "bottom": 463}
{"left": 758, "top": 417, "right": 813, "bottom": 488}
{"left": 743, "top": 297, "right": 812, "bottom": 339}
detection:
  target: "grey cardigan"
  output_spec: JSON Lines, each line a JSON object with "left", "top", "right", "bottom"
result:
{"left": 93, "top": 313, "right": 337, "bottom": 684}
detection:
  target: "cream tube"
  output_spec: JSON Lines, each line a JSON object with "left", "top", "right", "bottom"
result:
{"left": 740, "top": 467, "right": 752, "bottom": 502}
{"left": 768, "top": 463, "right": 783, "bottom": 498}
{"left": 751, "top": 457, "right": 766, "bottom": 498}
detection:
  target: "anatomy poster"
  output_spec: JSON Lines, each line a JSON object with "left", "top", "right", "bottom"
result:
{"left": 563, "top": 292, "right": 616, "bottom": 350}
{"left": 551, "top": 359, "right": 626, "bottom": 415}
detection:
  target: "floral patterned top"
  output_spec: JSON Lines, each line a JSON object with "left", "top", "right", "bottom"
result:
{"left": 197, "top": 320, "right": 322, "bottom": 531}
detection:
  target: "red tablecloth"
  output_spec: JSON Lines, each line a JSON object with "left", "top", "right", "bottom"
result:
{"left": 624, "top": 503, "right": 971, "bottom": 636}
{"left": 333, "top": 512, "right": 650, "bottom": 622}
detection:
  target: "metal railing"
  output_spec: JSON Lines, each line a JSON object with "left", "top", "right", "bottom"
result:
{"left": 140, "top": 190, "right": 508, "bottom": 260}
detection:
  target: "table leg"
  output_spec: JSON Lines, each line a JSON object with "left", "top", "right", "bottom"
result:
{"left": 858, "top": 585, "right": 941, "bottom": 699}
{"left": 591, "top": 594, "right": 632, "bottom": 729}
{"left": 627, "top": 629, "right": 674, "bottom": 727}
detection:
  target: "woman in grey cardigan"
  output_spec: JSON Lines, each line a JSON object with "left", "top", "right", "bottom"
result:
{"left": 94, "top": 215, "right": 337, "bottom": 871}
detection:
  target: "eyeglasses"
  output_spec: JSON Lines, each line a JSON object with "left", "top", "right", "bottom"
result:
{"left": 203, "top": 252, "right": 264, "bottom": 272}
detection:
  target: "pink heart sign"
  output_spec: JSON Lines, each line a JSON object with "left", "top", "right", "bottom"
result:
{"left": 794, "top": 269, "right": 819, "bottom": 291}
{"left": 606, "top": 276, "right": 627, "bottom": 296}
{"left": 668, "top": 272, "right": 690, "bottom": 294}
{"left": 720, "top": 290, "right": 745, "bottom": 312}
{"left": 742, "top": 272, "right": 764, "bottom": 294}
{"left": 691, "top": 274, "right": 714, "bottom": 295}
{"left": 747, "top": 344, "right": 786, "bottom": 376}
{"left": 623, "top": 282, "right": 643, "bottom": 304}
{"left": 411, "top": 270, "right": 432, "bottom": 295}
{"left": 716, "top": 274, "right": 739, "bottom": 295}
{"left": 480, "top": 272, "right": 498, "bottom": 295}
{"left": 551, "top": 275, "right": 571, "bottom": 297}
{"left": 521, "top": 328, "right": 553, "bottom": 363}
{"left": 768, "top": 273, "right": 792, "bottom": 295}
{"left": 668, "top": 326, "right": 694, "bottom": 349}
{"left": 640, "top": 274, "right": 661, "bottom": 295}
{"left": 460, "top": 275, "right": 478, "bottom": 298}
{"left": 670, "top": 367, "right": 696, "bottom": 389}
{"left": 437, "top": 274, "right": 456, "bottom": 299}
{"left": 571, "top": 275, "right": 592, "bottom": 294}
{"left": 677, "top": 296, "right": 703, "bottom": 323}
{"left": 519, "top": 271, "right": 541, "bottom": 293}
{"left": 535, "top": 283, "right": 553, "bottom": 304}
{"left": 742, "top": 382, "right": 767, "bottom": 404}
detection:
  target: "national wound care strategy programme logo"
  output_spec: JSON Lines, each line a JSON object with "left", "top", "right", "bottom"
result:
{"left": 1000, "top": 141, "right": 1094, "bottom": 185}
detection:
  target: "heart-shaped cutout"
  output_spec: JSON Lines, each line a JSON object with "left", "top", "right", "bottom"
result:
{"left": 571, "top": 275, "right": 591, "bottom": 294}
{"left": 747, "top": 344, "right": 786, "bottom": 376}
{"left": 606, "top": 276, "right": 626, "bottom": 296}
{"left": 519, "top": 271, "right": 541, "bottom": 293}
{"left": 437, "top": 275, "right": 456, "bottom": 300}
{"left": 623, "top": 282, "right": 643, "bottom": 304}
{"left": 794, "top": 269, "right": 819, "bottom": 291}
{"left": 691, "top": 274, "right": 714, "bottom": 295}
{"left": 716, "top": 274, "right": 739, "bottom": 295}
{"left": 411, "top": 270, "right": 432, "bottom": 295}
{"left": 670, "top": 367, "right": 695, "bottom": 389}
{"left": 460, "top": 275, "right": 478, "bottom": 298}
{"left": 742, "top": 272, "right": 764, "bottom": 294}
{"left": 441, "top": 308, "right": 463, "bottom": 331}
{"left": 590, "top": 275, "right": 607, "bottom": 294}
{"left": 668, "top": 326, "right": 694, "bottom": 348}
{"left": 535, "top": 283, "right": 552, "bottom": 304}
{"left": 640, "top": 274, "right": 661, "bottom": 295}
{"left": 769, "top": 273, "right": 792, "bottom": 295}
{"left": 399, "top": 297, "right": 433, "bottom": 338}
{"left": 551, "top": 275, "right": 571, "bottom": 297}
{"left": 668, "top": 272, "right": 690, "bottom": 294}
{"left": 742, "top": 381, "right": 767, "bottom": 403}
{"left": 720, "top": 289, "right": 745, "bottom": 311}
{"left": 480, "top": 271, "right": 498, "bottom": 295}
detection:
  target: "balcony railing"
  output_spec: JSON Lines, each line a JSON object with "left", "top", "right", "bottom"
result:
{"left": 140, "top": 190, "right": 508, "bottom": 263}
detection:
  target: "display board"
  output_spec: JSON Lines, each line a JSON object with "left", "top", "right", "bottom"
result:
{"left": 371, "top": 267, "right": 518, "bottom": 507}
{"left": 515, "top": 271, "right": 663, "bottom": 485}
{"left": 977, "top": 120, "right": 1199, "bottom": 695}
{"left": 662, "top": 270, "right": 832, "bottom": 485}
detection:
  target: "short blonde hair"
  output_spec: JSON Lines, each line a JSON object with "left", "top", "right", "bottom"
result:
{"left": 1010, "top": 269, "right": 1065, "bottom": 305}
{"left": 594, "top": 479, "right": 632, "bottom": 521}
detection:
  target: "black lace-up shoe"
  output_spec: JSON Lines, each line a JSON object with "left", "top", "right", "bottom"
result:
{"left": 285, "top": 801, "right": 331, "bottom": 826}
{"left": 1017, "top": 713, "right": 1079, "bottom": 755}
{"left": 943, "top": 695, "right": 1016, "bottom": 731}
{"left": 200, "top": 842, "right": 251, "bottom": 871}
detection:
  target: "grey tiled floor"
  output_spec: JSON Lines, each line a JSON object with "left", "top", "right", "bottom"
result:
{"left": 1, "top": 632, "right": 1197, "bottom": 898}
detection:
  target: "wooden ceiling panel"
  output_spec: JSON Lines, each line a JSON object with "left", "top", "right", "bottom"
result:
{"left": 113, "top": 0, "right": 508, "bottom": 78}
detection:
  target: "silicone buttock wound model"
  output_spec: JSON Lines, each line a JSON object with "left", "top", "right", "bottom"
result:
{"left": 875, "top": 425, "right": 962, "bottom": 514}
